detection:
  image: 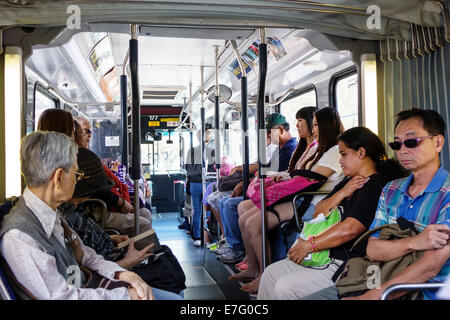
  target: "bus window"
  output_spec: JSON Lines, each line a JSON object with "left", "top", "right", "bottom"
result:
{"left": 34, "top": 84, "right": 59, "bottom": 131}
{"left": 280, "top": 87, "right": 317, "bottom": 140}
{"left": 333, "top": 71, "right": 358, "bottom": 130}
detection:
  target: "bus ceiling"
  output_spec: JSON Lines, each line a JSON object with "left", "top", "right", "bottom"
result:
{"left": 0, "top": 1, "right": 447, "bottom": 42}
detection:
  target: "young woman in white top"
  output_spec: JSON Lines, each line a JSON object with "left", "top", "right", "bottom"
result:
{"left": 231, "top": 107, "right": 345, "bottom": 293}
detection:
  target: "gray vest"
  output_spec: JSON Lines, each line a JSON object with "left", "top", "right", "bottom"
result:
{"left": 0, "top": 197, "right": 86, "bottom": 298}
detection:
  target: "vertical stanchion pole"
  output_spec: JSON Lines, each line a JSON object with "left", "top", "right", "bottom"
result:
{"left": 129, "top": 24, "right": 141, "bottom": 236}
{"left": 256, "top": 28, "right": 268, "bottom": 271}
{"left": 200, "top": 66, "right": 206, "bottom": 247}
{"left": 214, "top": 45, "right": 222, "bottom": 237}
{"left": 231, "top": 40, "right": 250, "bottom": 199}
{"left": 120, "top": 74, "right": 128, "bottom": 172}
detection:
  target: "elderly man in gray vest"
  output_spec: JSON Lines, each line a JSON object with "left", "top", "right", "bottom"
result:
{"left": 0, "top": 131, "right": 152, "bottom": 300}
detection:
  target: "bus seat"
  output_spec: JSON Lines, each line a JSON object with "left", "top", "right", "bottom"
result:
{"left": 0, "top": 260, "right": 15, "bottom": 300}
{"left": 0, "top": 257, "right": 36, "bottom": 300}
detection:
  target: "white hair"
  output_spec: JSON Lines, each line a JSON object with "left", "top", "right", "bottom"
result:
{"left": 20, "top": 131, "right": 78, "bottom": 187}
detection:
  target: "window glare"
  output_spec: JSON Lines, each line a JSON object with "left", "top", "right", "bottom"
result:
{"left": 280, "top": 89, "right": 317, "bottom": 140}
{"left": 336, "top": 73, "right": 358, "bottom": 131}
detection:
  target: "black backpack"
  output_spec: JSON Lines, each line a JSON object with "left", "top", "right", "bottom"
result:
{"left": 131, "top": 245, "right": 186, "bottom": 294}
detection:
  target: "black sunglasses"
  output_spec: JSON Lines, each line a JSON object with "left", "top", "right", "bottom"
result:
{"left": 388, "top": 136, "right": 434, "bottom": 151}
{"left": 84, "top": 128, "right": 92, "bottom": 135}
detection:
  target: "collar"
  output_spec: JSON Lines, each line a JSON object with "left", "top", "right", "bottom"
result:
{"left": 22, "top": 187, "right": 58, "bottom": 239}
{"left": 401, "top": 166, "right": 448, "bottom": 194}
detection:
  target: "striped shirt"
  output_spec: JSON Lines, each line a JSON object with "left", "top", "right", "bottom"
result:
{"left": 369, "top": 166, "right": 450, "bottom": 236}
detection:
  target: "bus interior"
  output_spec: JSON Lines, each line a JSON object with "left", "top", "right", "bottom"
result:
{"left": 0, "top": 0, "right": 449, "bottom": 301}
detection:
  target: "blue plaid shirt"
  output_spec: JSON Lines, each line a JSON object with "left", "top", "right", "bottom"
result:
{"left": 369, "top": 166, "right": 450, "bottom": 299}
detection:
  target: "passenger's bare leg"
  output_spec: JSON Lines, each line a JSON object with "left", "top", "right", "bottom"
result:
{"left": 240, "top": 208, "right": 280, "bottom": 293}
{"left": 210, "top": 207, "right": 225, "bottom": 235}
{"left": 228, "top": 208, "right": 260, "bottom": 281}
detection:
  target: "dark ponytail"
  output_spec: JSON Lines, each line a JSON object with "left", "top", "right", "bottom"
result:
{"left": 338, "top": 127, "right": 408, "bottom": 181}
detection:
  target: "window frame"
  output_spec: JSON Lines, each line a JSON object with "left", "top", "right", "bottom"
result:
{"left": 329, "top": 65, "right": 360, "bottom": 126}
{"left": 33, "top": 82, "right": 60, "bottom": 128}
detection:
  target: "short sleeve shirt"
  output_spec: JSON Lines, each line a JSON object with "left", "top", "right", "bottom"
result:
{"left": 369, "top": 166, "right": 450, "bottom": 237}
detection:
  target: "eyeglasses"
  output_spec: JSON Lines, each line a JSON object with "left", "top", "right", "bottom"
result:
{"left": 69, "top": 169, "right": 85, "bottom": 181}
{"left": 84, "top": 128, "right": 92, "bottom": 135}
{"left": 388, "top": 136, "right": 434, "bottom": 151}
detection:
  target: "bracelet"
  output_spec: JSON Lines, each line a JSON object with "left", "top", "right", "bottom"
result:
{"left": 308, "top": 236, "right": 320, "bottom": 253}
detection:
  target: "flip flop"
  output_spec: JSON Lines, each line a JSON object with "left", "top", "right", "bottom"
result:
{"left": 236, "top": 262, "right": 248, "bottom": 271}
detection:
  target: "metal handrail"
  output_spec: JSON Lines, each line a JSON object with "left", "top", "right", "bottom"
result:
{"left": 381, "top": 283, "right": 444, "bottom": 300}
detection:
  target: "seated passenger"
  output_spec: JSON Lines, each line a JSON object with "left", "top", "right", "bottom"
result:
{"left": 58, "top": 192, "right": 184, "bottom": 298}
{"left": 38, "top": 109, "right": 151, "bottom": 236}
{"left": 0, "top": 131, "right": 152, "bottom": 300}
{"left": 217, "top": 107, "right": 317, "bottom": 264}
{"left": 302, "top": 108, "right": 450, "bottom": 300}
{"left": 232, "top": 107, "right": 345, "bottom": 293}
{"left": 257, "top": 126, "right": 406, "bottom": 299}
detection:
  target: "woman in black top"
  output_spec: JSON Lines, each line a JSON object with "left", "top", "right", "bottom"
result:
{"left": 257, "top": 126, "right": 407, "bottom": 300}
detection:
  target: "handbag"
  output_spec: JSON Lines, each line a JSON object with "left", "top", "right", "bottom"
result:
{"left": 297, "top": 206, "right": 342, "bottom": 268}
{"left": 131, "top": 245, "right": 186, "bottom": 294}
{"left": 250, "top": 170, "right": 327, "bottom": 210}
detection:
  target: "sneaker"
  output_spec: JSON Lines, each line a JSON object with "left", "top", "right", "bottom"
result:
{"left": 214, "top": 242, "right": 230, "bottom": 255}
{"left": 218, "top": 248, "right": 246, "bottom": 264}
{"left": 193, "top": 240, "right": 202, "bottom": 247}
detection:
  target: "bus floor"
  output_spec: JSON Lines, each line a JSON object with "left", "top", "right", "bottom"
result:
{"left": 152, "top": 212, "right": 252, "bottom": 300}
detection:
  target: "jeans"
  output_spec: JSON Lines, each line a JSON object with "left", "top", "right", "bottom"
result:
{"left": 219, "top": 196, "right": 244, "bottom": 251}
{"left": 294, "top": 197, "right": 316, "bottom": 222}
{"left": 152, "top": 287, "right": 184, "bottom": 300}
{"left": 189, "top": 182, "right": 203, "bottom": 240}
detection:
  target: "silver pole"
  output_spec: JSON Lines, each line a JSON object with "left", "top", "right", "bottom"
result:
{"left": 257, "top": 28, "right": 269, "bottom": 271}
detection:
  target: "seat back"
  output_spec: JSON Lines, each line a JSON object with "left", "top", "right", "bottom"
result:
{"left": 0, "top": 261, "right": 15, "bottom": 300}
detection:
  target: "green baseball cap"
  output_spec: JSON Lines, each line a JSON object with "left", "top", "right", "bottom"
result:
{"left": 266, "top": 113, "right": 287, "bottom": 130}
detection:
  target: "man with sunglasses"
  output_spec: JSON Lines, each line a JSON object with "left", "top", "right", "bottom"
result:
{"left": 346, "top": 108, "right": 450, "bottom": 300}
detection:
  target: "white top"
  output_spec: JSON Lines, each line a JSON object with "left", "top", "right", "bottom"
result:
{"left": 306, "top": 144, "right": 344, "bottom": 204}
{"left": 0, "top": 188, "right": 130, "bottom": 300}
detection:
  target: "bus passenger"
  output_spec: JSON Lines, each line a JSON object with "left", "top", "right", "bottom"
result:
{"left": 257, "top": 127, "right": 406, "bottom": 299}
{"left": 217, "top": 107, "right": 317, "bottom": 265}
{"left": 301, "top": 108, "right": 449, "bottom": 300}
{"left": 0, "top": 131, "right": 152, "bottom": 300}
{"left": 232, "top": 107, "right": 345, "bottom": 293}
{"left": 74, "top": 116, "right": 92, "bottom": 149}
{"left": 184, "top": 126, "right": 215, "bottom": 246}
{"left": 38, "top": 109, "right": 151, "bottom": 237}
